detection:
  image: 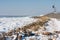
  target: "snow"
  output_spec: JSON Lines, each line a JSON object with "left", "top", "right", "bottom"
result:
{"left": 0, "top": 17, "right": 37, "bottom": 33}
{"left": 20, "top": 18, "right": 60, "bottom": 40}
{"left": 1, "top": 17, "right": 60, "bottom": 40}
{"left": 12, "top": 35, "right": 17, "bottom": 40}
{"left": 23, "top": 18, "right": 60, "bottom": 40}
{"left": 45, "top": 18, "right": 60, "bottom": 32}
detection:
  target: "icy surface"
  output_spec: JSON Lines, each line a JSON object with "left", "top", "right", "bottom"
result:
{"left": 0, "top": 17, "right": 37, "bottom": 32}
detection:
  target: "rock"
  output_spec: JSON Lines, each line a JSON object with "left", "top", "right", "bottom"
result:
{"left": 54, "top": 31, "right": 60, "bottom": 34}
{"left": 42, "top": 32, "right": 53, "bottom": 35}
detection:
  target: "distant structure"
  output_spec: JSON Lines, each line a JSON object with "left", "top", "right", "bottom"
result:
{"left": 52, "top": 0, "right": 56, "bottom": 13}
{"left": 52, "top": 5, "right": 56, "bottom": 13}
{"left": 52, "top": 5, "right": 56, "bottom": 12}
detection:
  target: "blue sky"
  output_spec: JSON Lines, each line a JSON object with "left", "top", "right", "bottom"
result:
{"left": 0, "top": 0, "right": 60, "bottom": 16}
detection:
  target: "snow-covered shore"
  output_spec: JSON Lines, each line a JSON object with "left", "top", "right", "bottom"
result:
{"left": 0, "top": 16, "right": 60, "bottom": 40}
